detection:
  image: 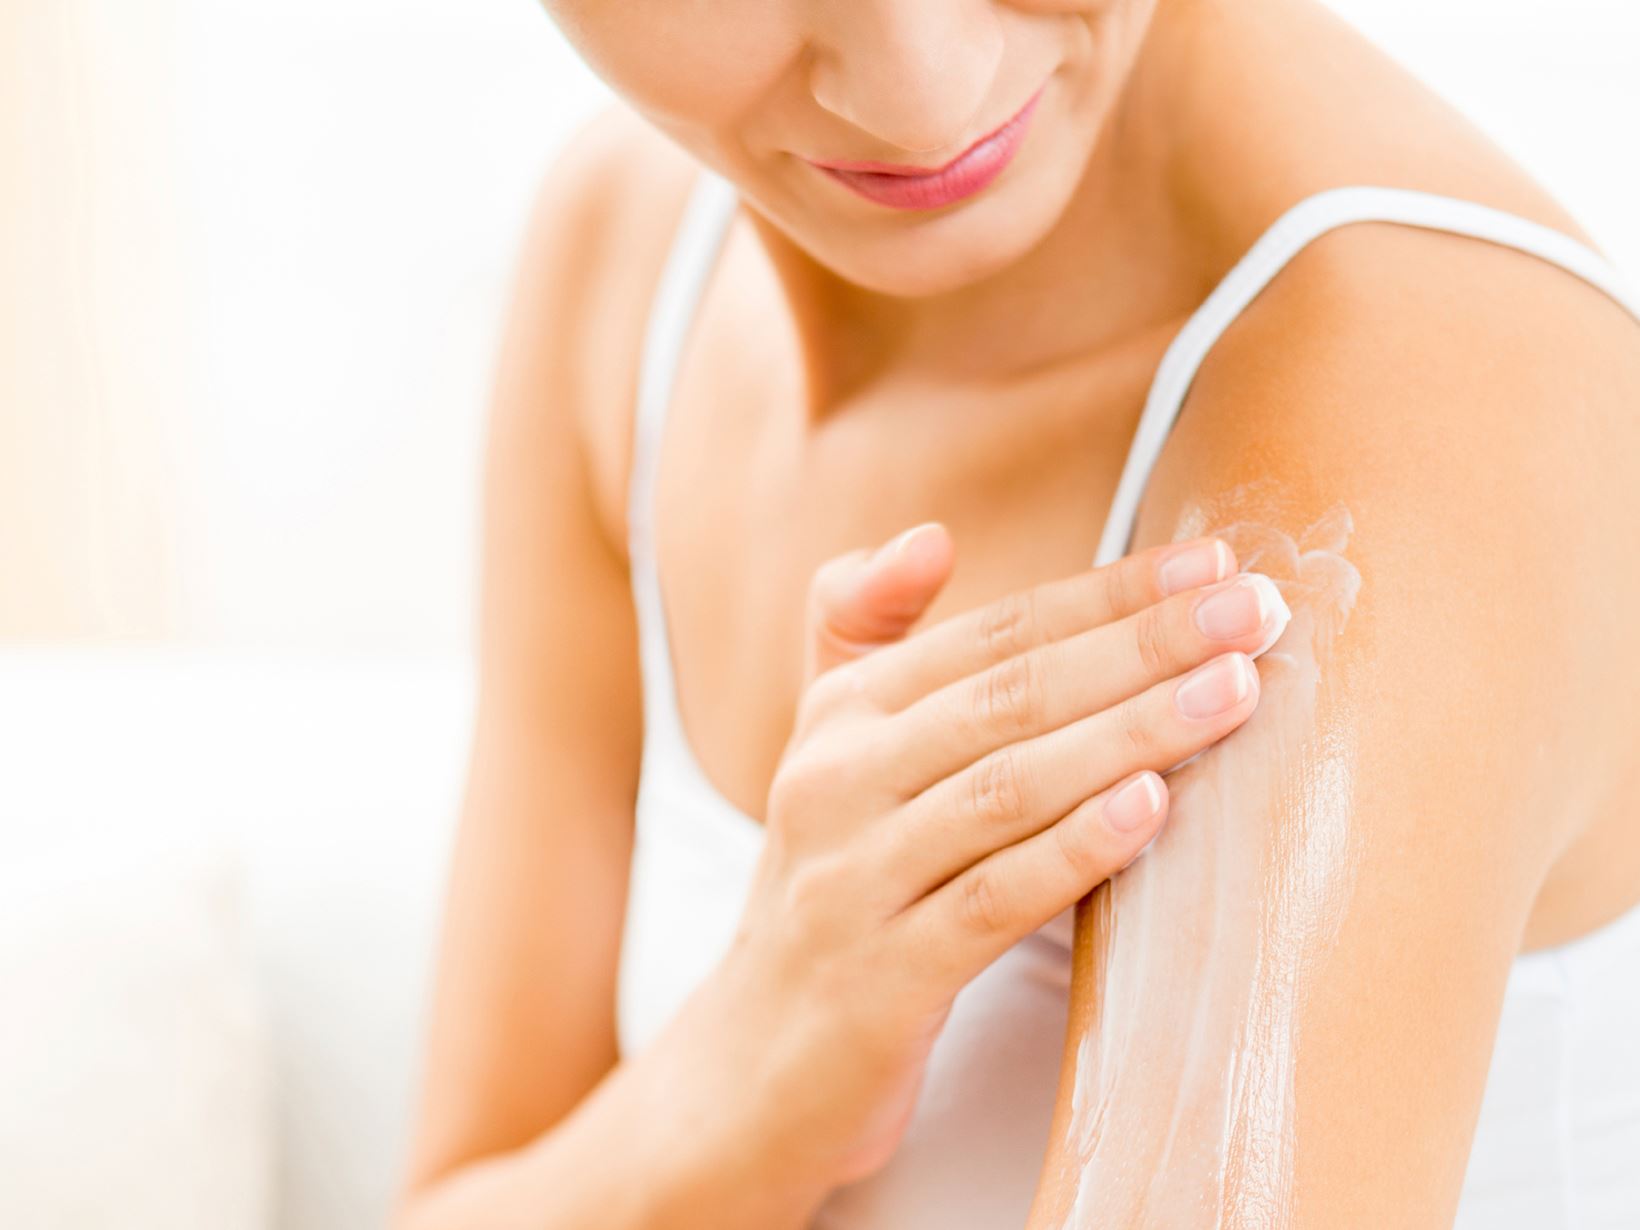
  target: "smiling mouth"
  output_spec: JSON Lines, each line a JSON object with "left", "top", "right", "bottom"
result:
{"left": 804, "top": 82, "right": 1047, "bottom": 211}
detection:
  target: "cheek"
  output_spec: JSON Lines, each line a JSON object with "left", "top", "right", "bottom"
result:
{"left": 544, "top": 0, "right": 1148, "bottom": 137}
{"left": 546, "top": 0, "right": 799, "bottom": 130}
{"left": 1009, "top": 0, "right": 1155, "bottom": 25}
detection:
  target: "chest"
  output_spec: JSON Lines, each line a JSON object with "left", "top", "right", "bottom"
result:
{"left": 644, "top": 303, "right": 1169, "bottom": 826}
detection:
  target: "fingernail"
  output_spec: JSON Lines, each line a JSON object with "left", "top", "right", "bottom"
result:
{"left": 1192, "top": 572, "right": 1289, "bottom": 644}
{"left": 879, "top": 521, "right": 941, "bottom": 565}
{"left": 1175, "top": 653, "right": 1255, "bottom": 719}
{"left": 1105, "top": 772, "right": 1164, "bottom": 833}
{"left": 1247, "top": 575, "right": 1293, "bottom": 658}
{"left": 1158, "top": 539, "right": 1232, "bottom": 596}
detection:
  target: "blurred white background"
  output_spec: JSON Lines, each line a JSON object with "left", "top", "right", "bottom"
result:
{"left": 2, "top": 0, "right": 606, "bottom": 650}
{"left": 1, "top": 2, "right": 1637, "bottom": 1228}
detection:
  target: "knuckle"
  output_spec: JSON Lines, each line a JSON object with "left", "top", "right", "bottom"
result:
{"left": 976, "top": 588, "right": 1037, "bottom": 661}
{"left": 966, "top": 747, "right": 1031, "bottom": 826}
{"left": 820, "top": 735, "right": 874, "bottom": 804}
{"left": 768, "top": 748, "right": 831, "bottom": 817}
{"left": 790, "top": 688, "right": 826, "bottom": 739}
{"left": 780, "top": 853, "right": 842, "bottom": 924}
{"left": 1132, "top": 604, "right": 1176, "bottom": 678}
{"left": 1114, "top": 693, "right": 1160, "bottom": 760}
{"left": 1051, "top": 810, "right": 1104, "bottom": 883}
{"left": 795, "top": 670, "right": 847, "bottom": 731}
{"left": 770, "top": 732, "right": 875, "bottom": 832}
{"left": 957, "top": 867, "right": 1012, "bottom": 934}
{"left": 1104, "top": 556, "right": 1143, "bottom": 617}
{"left": 974, "top": 652, "right": 1041, "bottom": 738}
{"left": 797, "top": 660, "right": 882, "bottom": 739}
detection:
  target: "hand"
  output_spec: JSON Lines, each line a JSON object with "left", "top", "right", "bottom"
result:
{"left": 642, "top": 522, "right": 1291, "bottom": 1210}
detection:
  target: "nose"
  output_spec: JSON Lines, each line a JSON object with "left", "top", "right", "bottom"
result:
{"left": 806, "top": 0, "right": 1005, "bottom": 155}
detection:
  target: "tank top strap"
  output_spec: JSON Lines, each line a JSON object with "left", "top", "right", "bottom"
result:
{"left": 627, "top": 168, "right": 740, "bottom": 737}
{"left": 1091, "top": 185, "right": 1640, "bottom": 567}
{"left": 628, "top": 167, "right": 739, "bottom": 582}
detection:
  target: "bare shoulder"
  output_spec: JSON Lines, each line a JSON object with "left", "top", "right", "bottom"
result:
{"left": 508, "top": 101, "right": 703, "bottom": 558}
{"left": 1160, "top": 0, "right": 1600, "bottom": 254}
{"left": 1044, "top": 214, "right": 1640, "bottom": 1221}
{"left": 1133, "top": 210, "right": 1640, "bottom": 922}
{"left": 1036, "top": 230, "right": 1640, "bottom": 1225}
{"left": 1142, "top": 0, "right": 1640, "bottom": 832}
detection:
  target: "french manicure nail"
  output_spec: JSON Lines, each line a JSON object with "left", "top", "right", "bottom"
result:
{"left": 1157, "top": 539, "right": 1232, "bottom": 596}
{"left": 1246, "top": 574, "right": 1292, "bottom": 658}
{"left": 879, "top": 522, "right": 940, "bottom": 564}
{"left": 1175, "top": 653, "right": 1255, "bottom": 719}
{"left": 1192, "top": 572, "right": 1291, "bottom": 649}
{"left": 1105, "top": 772, "right": 1164, "bottom": 833}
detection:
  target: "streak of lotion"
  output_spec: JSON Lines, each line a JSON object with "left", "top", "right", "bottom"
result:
{"left": 1056, "top": 501, "right": 1364, "bottom": 1229}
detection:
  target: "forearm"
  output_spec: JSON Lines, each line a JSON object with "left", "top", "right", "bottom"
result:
{"left": 396, "top": 1049, "right": 828, "bottom": 1230}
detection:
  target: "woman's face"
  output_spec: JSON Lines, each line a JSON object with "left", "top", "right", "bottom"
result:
{"left": 544, "top": 1, "right": 1162, "bottom": 297}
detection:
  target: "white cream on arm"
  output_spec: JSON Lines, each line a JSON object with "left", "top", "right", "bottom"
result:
{"left": 1050, "top": 502, "right": 1363, "bottom": 1230}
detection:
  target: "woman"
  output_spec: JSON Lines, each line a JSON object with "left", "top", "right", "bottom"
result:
{"left": 396, "top": 0, "right": 1640, "bottom": 1226}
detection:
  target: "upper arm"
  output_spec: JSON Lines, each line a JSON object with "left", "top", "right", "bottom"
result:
{"left": 400, "top": 106, "right": 695, "bottom": 1195}
{"left": 1029, "top": 223, "right": 1640, "bottom": 1227}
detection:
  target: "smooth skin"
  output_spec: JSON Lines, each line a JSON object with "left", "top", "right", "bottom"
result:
{"left": 401, "top": 504, "right": 1282, "bottom": 1229}
{"left": 398, "top": 0, "right": 1640, "bottom": 1225}
{"left": 609, "top": 537, "right": 1285, "bottom": 1217}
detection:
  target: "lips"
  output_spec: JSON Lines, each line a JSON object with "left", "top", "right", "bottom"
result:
{"left": 807, "top": 83, "right": 1046, "bottom": 212}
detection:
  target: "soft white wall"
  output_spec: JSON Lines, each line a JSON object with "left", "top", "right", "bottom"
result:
{"left": 171, "top": 0, "right": 612, "bottom": 655}
{"left": 171, "top": 2, "right": 610, "bottom": 656}
{"left": 1325, "top": 0, "right": 1640, "bottom": 272}
{"left": 0, "top": 0, "right": 613, "bottom": 653}
{"left": 4, "top": 0, "right": 1637, "bottom": 656}
{"left": 0, "top": 0, "right": 195, "bottom": 638}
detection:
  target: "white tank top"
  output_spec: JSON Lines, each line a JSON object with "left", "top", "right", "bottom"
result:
{"left": 616, "top": 171, "right": 1640, "bottom": 1228}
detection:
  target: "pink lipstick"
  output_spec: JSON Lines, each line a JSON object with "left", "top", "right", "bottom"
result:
{"left": 807, "top": 84, "right": 1045, "bottom": 211}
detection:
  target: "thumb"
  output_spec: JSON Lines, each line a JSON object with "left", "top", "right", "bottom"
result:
{"left": 803, "top": 521, "right": 954, "bottom": 684}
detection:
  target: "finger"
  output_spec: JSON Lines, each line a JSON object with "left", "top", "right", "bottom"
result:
{"left": 803, "top": 522, "right": 954, "bottom": 685}
{"left": 872, "top": 650, "right": 1259, "bottom": 903}
{"left": 893, "top": 769, "right": 1168, "bottom": 992}
{"left": 876, "top": 570, "right": 1290, "bottom": 798}
{"left": 856, "top": 536, "right": 1236, "bottom": 714}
